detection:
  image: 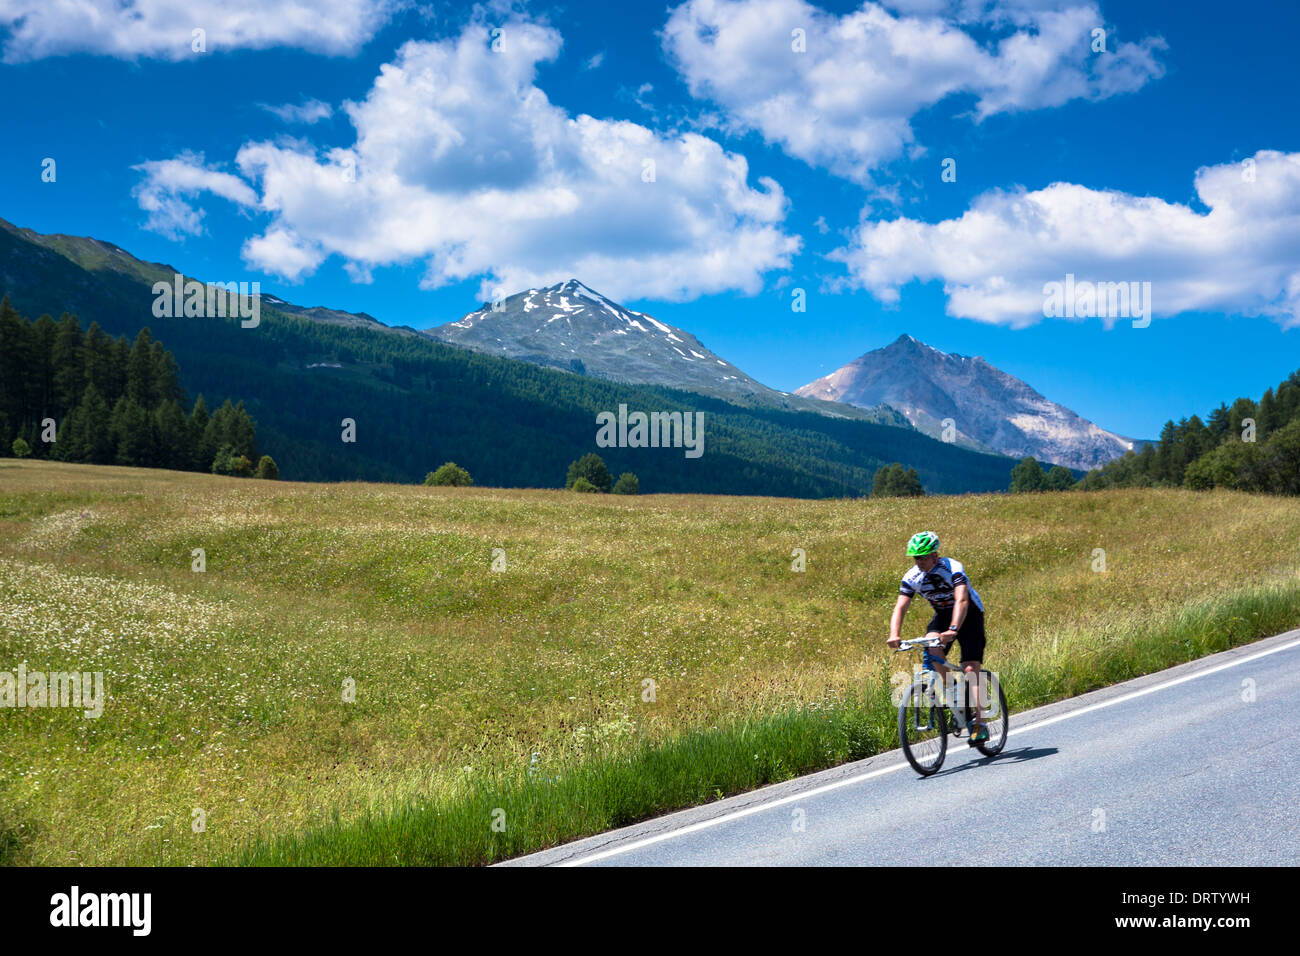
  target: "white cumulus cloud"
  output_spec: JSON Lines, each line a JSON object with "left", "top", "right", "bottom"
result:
{"left": 260, "top": 99, "right": 334, "bottom": 124}
{"left": 131, "top": 152, "right": 259, "bottom": 239}
{"left": 0, "top": 0, "right": 397, "bottom": 62}
{"left": 829, "top": 150, "right": 1300, "bottom": 328}
{"left": 133, "top": 18, "right": 800, "bottom": 299}
{"left": 662, "top": 0, "right": 1166, "bottom": 184}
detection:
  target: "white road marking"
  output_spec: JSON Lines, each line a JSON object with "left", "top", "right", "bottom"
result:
{"left": 1007, "top": 636, "right": 1300, "bottom": 737}
{"left": 559, "top": 635, "right": 1300, "bottom": 866}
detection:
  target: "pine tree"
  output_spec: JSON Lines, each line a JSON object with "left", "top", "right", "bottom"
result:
{"left": 1183, "top": 415, "right": 1210, "bottom": 464}
{"left": 82, "top": 322, "right": 114, "bottom": 399}
{"left": 189, "top": 395, "right": 215, "bottom": 471}
{"left": 150, "top": 340, "right": 184, "bottom": 406}
{"left": 51, "top": 314, "right": 85, "bottom": 419}
{"left": 0, "top": 296, "right": 34, "bottom": 447}
{"left": 52, "top": 401, "right": 80, "bottom": 461}
{"left": 1257, "top": 387, "right": 1279, "bottom": 438}
{"left": 1135, "top": 442, "right": 1157, "bottom": 485}
{"left": 204, "top": 400, "right": 235, "bottom": 457}
{"left": 1153, "top": 420, "right": 1178, "bottom": 484}
{"left": 871, "top": 463, "right": 901, "bottom": 497}
{"left": 155, "top": 400, "right": 191, "bottom": 471}
{"left": 1206, "top": 402, "right": 1231, "bottom": 443}
{"left": 110, "top": 395, "right": 155, "bottom": 467}
{"left": 31, "top": 314, "right": 57, "bottom": 438}
{"left": 1228, "top": 397, "right": 1258, "bottom": 440}
{"left": 126, "top": 328, "right": 157, "bottom": 407}
{"left": 1277, "top": 374, "right": 1300, "bottom": 425}
{"left": 109, "top": 336, "right": 131, "bottom": 403}
{"left": 228, "top": 401, "right": 257, "bottom": 459}
{"left": 82, "top": 383, "right": 115, "bottom": 464}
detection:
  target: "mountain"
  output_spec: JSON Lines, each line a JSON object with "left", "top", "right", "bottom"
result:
{"left": 426, "top": 280, "right": 906, "bottom": 425}
{"left": 0, "top": 218, "right": 407, "bottom": 336}
{"left": 796, "top": 334, "right": 1136, "bottom": 470}
{"left": 259, "top": 295, "right": 412, "bottom": 334}
{"left": 0, "top": 217, "right": 1017, "bottom": 495}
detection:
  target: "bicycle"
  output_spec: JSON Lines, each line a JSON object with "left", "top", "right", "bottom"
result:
{"left": 893, "top": 636, "right": 1009, "bottom": 776}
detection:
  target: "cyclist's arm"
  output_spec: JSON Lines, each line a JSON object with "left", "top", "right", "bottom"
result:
{"left": 887, "top": 593, "right": 911, "bottom": 646}
{"left": 947, "top": 585, "right": 970, "bottom": 636}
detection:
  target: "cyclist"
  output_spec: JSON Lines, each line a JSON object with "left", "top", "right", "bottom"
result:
{"left": 886, "top": 531, "right": 989, "bottom": 744}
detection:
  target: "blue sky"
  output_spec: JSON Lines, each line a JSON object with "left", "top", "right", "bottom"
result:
{"left": 3, "top": 0, "right": 1298, "bottom": 440}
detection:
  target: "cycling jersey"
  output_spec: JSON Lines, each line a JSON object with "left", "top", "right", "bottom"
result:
{"left": 899, "top": 557, "right": 984, "bottom": 613}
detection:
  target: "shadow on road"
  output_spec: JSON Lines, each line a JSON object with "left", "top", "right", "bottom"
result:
{"left": 934, "top": 745, "right": 1060, "bottom": 777}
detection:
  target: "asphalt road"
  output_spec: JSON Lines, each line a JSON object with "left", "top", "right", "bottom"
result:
{"left": 506, "top": 629, "right": 1300, "bottom": 866}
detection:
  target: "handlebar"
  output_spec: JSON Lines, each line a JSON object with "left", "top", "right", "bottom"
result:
{"left": 893, "top": 636, "right": 945, "bottom": 652}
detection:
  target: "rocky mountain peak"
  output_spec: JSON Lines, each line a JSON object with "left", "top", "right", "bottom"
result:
{"left": 797, "top": 336, "right": 1136, "bottom": 469}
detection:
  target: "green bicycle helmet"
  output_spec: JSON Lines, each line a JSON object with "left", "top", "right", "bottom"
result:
{"left": 906, "top": 531, "right": 940, "bottom": 556}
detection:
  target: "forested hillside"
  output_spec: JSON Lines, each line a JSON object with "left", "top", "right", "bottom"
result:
{"left": 0, "top": 298, "right": 258, "bottom": 473}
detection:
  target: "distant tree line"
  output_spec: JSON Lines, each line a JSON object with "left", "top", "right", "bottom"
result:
{"left": 566, "top": 453, "right": 639, "bottom": 494}
{"left": 1008, "top": 458, "right": 1076, "bottom": 492}
{"left": 1008, "top": 365, "right": 1300, "bottom": 496}
{"left": 0, "top": 297, "right": 273, "bottom": 477}
{"left": 870, "top": 463, "right": 923, "bottom": 497}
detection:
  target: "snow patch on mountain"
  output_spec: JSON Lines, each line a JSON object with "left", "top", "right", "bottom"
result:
{"left": 423, "top": 279, "right": 908, "bottom": 424}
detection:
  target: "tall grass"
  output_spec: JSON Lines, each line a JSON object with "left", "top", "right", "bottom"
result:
{"left": 229, "top": 581, "right": 1297, "bottom": 864}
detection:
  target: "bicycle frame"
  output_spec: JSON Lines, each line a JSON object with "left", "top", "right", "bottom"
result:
{"left": 894, "top": 636, "right": 1009, "bottom": 775}
{"left": 895, "top": 637, "right": 1003, "bottom": 729}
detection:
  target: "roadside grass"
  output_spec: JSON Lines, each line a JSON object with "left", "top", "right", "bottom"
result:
{"left": 0, "top": 460, "right": 1296, "bottom": 865}
{"left": 229, "top": 579, "right": 1299, "bottom": 864}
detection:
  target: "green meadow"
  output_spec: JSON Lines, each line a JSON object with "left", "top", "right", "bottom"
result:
{"left": 1, "top": 459, "right": 1296, "bottom": 865}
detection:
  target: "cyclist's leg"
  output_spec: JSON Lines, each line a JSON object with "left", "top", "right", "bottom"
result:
{"left": 959, "top": 661, "right": 983, "bottom": 725}
{"left": 955, "top": 607, "right": 987, "bottom": 723}
{"left": 924, "top": 610, "right": 952, "bottom": 683}
{"left": 924, "top": 637, "right": 949, "bottom": 669}
{"left": 920, "top": 647, "right": 950, "bottom": 713}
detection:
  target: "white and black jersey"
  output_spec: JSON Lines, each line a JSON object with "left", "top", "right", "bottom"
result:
{"left": 899, "top": 557, "right": 984, "bottom": 613}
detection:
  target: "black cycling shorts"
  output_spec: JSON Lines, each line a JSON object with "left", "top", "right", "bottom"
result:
{"left": 925, "top": 604, "right": 986, "bottom": 663}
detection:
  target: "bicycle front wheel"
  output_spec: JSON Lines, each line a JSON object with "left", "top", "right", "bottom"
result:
{"left": 899, "top": 681, "right": 947, "bottom": 776}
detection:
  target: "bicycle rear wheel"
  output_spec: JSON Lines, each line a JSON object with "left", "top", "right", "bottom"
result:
{"left": 975, "top": 669, "right": 1009, "bottom": 757}
{"left": 899, "top": 681, "right": 947, "bottom": 776}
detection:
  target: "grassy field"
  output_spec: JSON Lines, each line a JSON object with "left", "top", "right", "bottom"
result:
{"left": 1, "top": 459, "right": 1297, "bottom": 865}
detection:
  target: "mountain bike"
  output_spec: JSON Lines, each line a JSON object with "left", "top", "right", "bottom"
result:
{"left": 893, "top": 636, "right": 1008, "bottom": 776}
